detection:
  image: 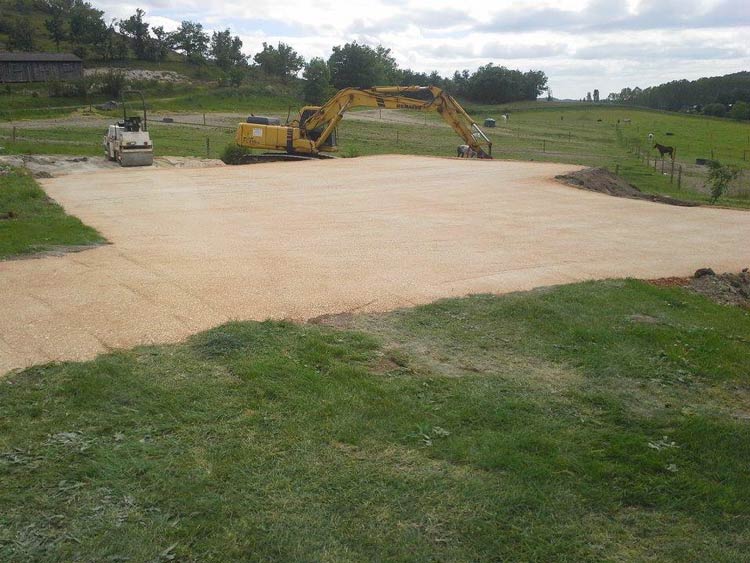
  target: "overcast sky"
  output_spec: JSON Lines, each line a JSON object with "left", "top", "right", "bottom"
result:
{"left": 96, "top": 0, "right": 749, "bottom": 99}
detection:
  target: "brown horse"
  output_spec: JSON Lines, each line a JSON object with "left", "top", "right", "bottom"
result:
{"left": 654, "top": 142, "right": 675, "bottom": 159}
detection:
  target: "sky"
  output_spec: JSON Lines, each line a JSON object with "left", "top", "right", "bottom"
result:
{"left": 94, "top": 0, "right": 750, "bottom": 99}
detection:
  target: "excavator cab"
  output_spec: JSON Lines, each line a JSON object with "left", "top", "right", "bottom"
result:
{"left": 299, "top": 107, "right": 336, "bottom": 149}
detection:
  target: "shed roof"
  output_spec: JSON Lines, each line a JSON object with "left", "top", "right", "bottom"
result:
{"left": 0, "top": 52, "right": 82, "bottom": 62}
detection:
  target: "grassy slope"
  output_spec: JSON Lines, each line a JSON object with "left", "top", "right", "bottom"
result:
{"left": 0, "top": 168, "right": 104, "bottom": 259}
{"left": 1, "top": 279, "right": 748, "bottom": 561}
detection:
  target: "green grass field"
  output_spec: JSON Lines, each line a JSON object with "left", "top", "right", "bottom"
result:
{"left": 1, "top": 279, "right": 748, "bottom": 561}
{"left": 0, "top": 168, "right": 104, "bottom": 259}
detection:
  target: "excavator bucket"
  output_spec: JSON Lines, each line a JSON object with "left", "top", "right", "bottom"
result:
{"left": 119, "top": 149, "right": 153, "bottom": 167}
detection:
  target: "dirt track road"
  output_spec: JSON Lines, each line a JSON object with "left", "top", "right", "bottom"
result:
{"left": 2, "top": 155, "right": 749, "bottom": 374}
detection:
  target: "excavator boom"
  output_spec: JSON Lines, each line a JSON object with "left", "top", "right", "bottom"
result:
{"left": 235, "top": 85, "right": 492, "bottom": 158}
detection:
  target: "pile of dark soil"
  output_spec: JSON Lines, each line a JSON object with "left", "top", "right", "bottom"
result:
{"left": 556, "top": 168, "right": 698, "bottom": 207}
{"left": 690, "top": 268, "right": 750, "bottom": 309}
{"left": 650, "top": 268, "right": 750, "bottom": 309}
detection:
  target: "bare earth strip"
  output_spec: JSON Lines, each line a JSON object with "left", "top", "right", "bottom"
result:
{"left": 1, "top": 155, "right": 749, "bottom": 374}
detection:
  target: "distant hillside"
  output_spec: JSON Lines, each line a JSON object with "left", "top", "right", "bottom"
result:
{"left": 610, "top": 71, "right": 750, "bottom": 114}
{"left": 0, "top": 0, "right": 173, "bottom": 62}
{"left": 0, "top": 1, "right": 549, "bottom": 106}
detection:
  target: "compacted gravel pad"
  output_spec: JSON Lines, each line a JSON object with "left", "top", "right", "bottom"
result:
{"left": 2, "top": 155, "right": 748, "bottom": 373}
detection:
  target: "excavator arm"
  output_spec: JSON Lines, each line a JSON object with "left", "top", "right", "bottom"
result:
{"left": 298, "top": 86, "right": 492, "bottom": 158}
{"left": 235, "top": 85, "right": 492, "bottom": 158}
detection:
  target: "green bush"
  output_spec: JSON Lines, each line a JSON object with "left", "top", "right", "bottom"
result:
{"left": 728, "top": 101, "right": 750, "bottom": 121}
{"left": 46, "top": 79, "right": 66, "bottom": 98}
{"left": 703, "top": 103, "right": 727, "bottom": 117}
{"left": 706, "top": 160, "right": 740, "bottom": 203}
{"left": 220, "top": 142, "right": 252, "bottom": 164}
{"left": 98, "top": 70, "right": 127, "bottom": 99}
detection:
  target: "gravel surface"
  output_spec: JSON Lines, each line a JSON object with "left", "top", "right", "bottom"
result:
{"left": 1, "top": 155, "right": 749, "bottom": 373}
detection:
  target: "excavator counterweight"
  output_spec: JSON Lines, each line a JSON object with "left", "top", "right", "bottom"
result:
{"left": 235, "top": 86, "right": 492, "bottom": 159}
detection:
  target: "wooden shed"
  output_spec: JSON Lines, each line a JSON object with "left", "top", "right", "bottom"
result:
{"left": 0, "top": 52, "right": 83, "bottom": 83}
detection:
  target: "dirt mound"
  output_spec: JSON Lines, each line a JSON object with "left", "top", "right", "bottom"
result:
{"left": 556, "top": 168, "right": 698, "bottom": 207}
{"left": 690, "top": 269, "right": 750, "bottom": 309}
{"left": 649, "top": 269, "right": 750, "bottom": 309}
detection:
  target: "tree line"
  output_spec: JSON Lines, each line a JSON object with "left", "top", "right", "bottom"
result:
{"left": 0, "top": 1, "right": 548, "bottom": 105}
{"left": 605, "top": 72, "right": 750, "bottom": 120}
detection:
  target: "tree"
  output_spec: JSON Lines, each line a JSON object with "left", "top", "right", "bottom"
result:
{"left": 43, "top": 0, "right": 68, "bottom": 51}
{"left": 210, "top": 29, "right": 245, "bottom": 71}
{"left": 706, "top": 161, "right": 739, "bottom": 203}
{"left": 522, "top": 70, "right": 548, "bottom": 99}
{"left": 228, "top": 67, "right": 244, "bottom": 87}
{"left": 728, "top": 101, "right": 750, "bottom": 121}
{"left": 586, "top": 91, "right": 592, "bottom": 102}
{"left": 119, "top": 8, "right": 150, "bottom": 60}
{"left": 593, "top": 89, "right": 600, "bottom": 102}
{"left": 7, "top": 18, "right": 34, "bottom": 51}
{"left": 173, "top": 21, "right": 209, "bottom": 63}
{"left": 69, "top": 0, "right": 107, "bottom": 58}
{"left": 450, "top": 70, "right": 471, "bottom": 97}
{"left": 253, "top": 42, "right": 304, "bottom": 80}
{"left": 703, "top": 103, "right": 727, "bottom": 117}
{"left": 461, "top": 64, "right": 546, "bottom": 104}
{"left": 150, "top": 26, "right": 173, "bottom": 62}
{"left": 303, "top": 57, "right": 333, "bottom": 103}
{"left": 327, "top": 42, "right": 397, "bottom": 89}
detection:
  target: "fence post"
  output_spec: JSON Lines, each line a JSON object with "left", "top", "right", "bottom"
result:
{"left": 12, "top": 126, "right": 16, "bottom": 143}
{"left": 615, "top": 164, "right": 619, "bottom": 176}
{"left": 654, "top": 157, "right": 657, "bottom": 171}
{"left": 396, "top": 130, "right": 399, "bottom": 144}
{"left": 678, "top": 165, "right": 682, "bottom": 189}
{"left": 670, "top": 159, "right": 675, "bottom": 184}
{"left": 543, "top": 140, "right": 546, "bottom": 153}
{"left": 661, "top": 158, "right": 665, "bottom": 174}
{"left": 203, "top": 113, "right": 206, "bottom": 126}
{"left": 206, "top": 137, "right": 210, "bottom": 158}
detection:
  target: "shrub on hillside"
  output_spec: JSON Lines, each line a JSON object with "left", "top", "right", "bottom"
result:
{"left": 99, "top": 70, "right": 127, "bottom": 98}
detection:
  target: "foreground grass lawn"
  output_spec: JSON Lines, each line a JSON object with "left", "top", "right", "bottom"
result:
{"left": 0, "top": 168, "right": 104, "bottom": 259}
{"left": 1, "top": 280, "right": 749, "bottom": 561}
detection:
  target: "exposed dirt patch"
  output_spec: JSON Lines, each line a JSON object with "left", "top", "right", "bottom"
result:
{"left": 556, "top": 167, "right": 698, "bottom": 206}
{"left": 309, "top": 312, "right": 356, "bottom": 329}
{"left": 648, "top": 277, "right": 690, "bottom": 288}
{"left": 650, "top": 269, "right": 750, "bottom": 309}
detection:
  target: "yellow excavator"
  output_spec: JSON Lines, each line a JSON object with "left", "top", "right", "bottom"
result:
{"left": 234, "top": 85, "right": 492, "bottom": 159}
